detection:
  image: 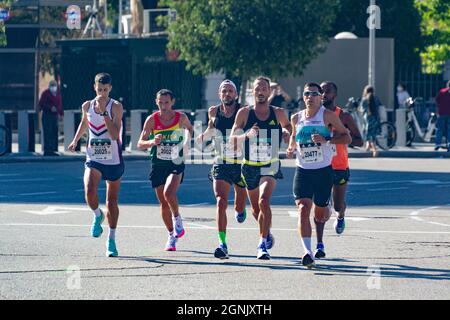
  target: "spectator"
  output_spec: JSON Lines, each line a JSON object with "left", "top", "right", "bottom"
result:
{"left": 434, "top": 80, "right": 450, "bottom": 151}
{"left": 396, "top": 83, "right": 411, "bottom": 108}
{"left": 39, "top": 80, "right": 63, "bottom": 156}
{"left": 359, "top": 85, "right": 381, "bottom": 157}
{"left": 269, "top": 82, "right": 291, "bottom": 108}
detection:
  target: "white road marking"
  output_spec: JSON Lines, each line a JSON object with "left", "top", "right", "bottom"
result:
{"left": 287, "top": 211, "right": 369, "bottom": 221}
{"left": 22, "top": 206, "right": 91, "bottom": 215}
{"left": 366, "top": 187, "right": 409, "bottom": 192}
{"left": 0, "top": 178, "right": 54, "bottom": 183}
{"left": 1, "top": 222, "right": 449, "bottom": 234}
{"left": 409, "top": 205, "right": 450, "bottom": 227}
{"left": 186, "top": 223, "right": 215, "bottom": 229}
{"left": 184, "top": 202, "right": 212, "bottom": 207}
{"left": 351, "top": 179, "right": 447, "bottom": 186}
{"left": 19, "top": 191, "right": 58, "bottom": 196}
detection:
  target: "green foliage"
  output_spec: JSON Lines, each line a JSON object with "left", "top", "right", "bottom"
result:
{"left": 160, "top": 0, "right": 338, "bottom": 82}
{"left": 0, "top": 0, "right": 13, "bottom": 47}
{"left": 415, "top": 0, "right": 450, "bottom": 73}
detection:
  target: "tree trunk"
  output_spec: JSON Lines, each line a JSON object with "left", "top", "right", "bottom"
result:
{"left": 131, "top": 0, "right": 144, "bottom": 35}
{"left": 239, "top": 76, "right": 248, "bottom": 105}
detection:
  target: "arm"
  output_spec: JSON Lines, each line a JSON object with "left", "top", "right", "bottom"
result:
{"left": 102, "top": 101, "right": 123, "bottom": 141}
{"left": 342, "top": 112, "right": 364, "bottom": 147}
{"left": 274, "top": 107, "right": 292, "bottom": 143}
{"left": 196, "top": 106, "right": 218, "bottom": 145}
{"left": 137, "top": 115, "right": 157, "bottom": 150}
{"left": 317, "top": 110, "right": 351, "bottom": 145}
{"left": 230, "top": 107, "right": 254, "bottom": 146}
{"left": 180, "top": 113, "right": 194, "bottom": 148}
{"left": 68, "top": 102, "right": 89, "bottom": 152}
{"left": 286, "top": 113, "right": 298, "bottom": 158}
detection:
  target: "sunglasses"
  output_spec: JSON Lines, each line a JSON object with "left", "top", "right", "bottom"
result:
{"left": 303, "top": 91, "right": 321, "bottom": 97}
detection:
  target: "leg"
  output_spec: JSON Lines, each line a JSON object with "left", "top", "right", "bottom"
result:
{"left": 314, "top": 205, "right": 332, "bottom": 244}
{"left": 155, "top": 185, "right": 174, "bottom": 232}
{"left": 435, "top": 116, "right": 443, "bottom": 148}
{"left": 296, "top": 198, "right": 314, "bottom": 255}
{"left": 83, "top": 167, "right": 102, "bottom": 210}
{"left": 214, "top": 179, "right": 231, "bottom": 234}
{"left": 163, "top": 173, "right": 183, "bottom": 217}
{"left": 333, "top": 183, "right": 347, "bottom": 219}
{"left": 247, "top": 188, "right": 260, "bottom": 222}
{"left": 105, "top": 178, "right": 121, "bottom": 229}
{"left": 233, "top": 184, "right": 246, "bottom": 214}
{"left": 258, "top": 177, "right": 276, "bottom": 239}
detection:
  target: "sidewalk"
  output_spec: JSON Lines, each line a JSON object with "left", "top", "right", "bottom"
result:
{"left": 1, "top": 142, "right": 450, "bottom": 163}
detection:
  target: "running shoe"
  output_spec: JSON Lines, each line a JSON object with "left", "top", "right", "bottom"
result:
{"left": 266, "top": 232, "right": 275, "bottom": 250}
{"left": 164, "top": 235, "right": 177, "bottom": 251}
{"left": 90, "top": 210, "right": 104, "bottom": 238}
{"left": 235, "top": 208, "right": 247, "bottom": 223}
{"left": 301, "top": 253, "right": 315, "bottom": 269}
{"left": 174, "top": 216, "right": 185, "bottom": 239}
{"left": 106, "top": 239, "right": 118, "bottom": 257}
{"left": 314, "top": 243, "right": 326, "bottom": 259}
{"left": 214, "top": 243, "right": 229, "bottom": 259}
{"left": 334, "top": 217, "right": 346, "bottom": 234}
{"left": 257, "top": 242, "right": 270, "bottom": 260}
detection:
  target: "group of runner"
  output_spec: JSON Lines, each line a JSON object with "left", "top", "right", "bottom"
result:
{"left": 69, "top": 73, "right": 363, "bottom": 268}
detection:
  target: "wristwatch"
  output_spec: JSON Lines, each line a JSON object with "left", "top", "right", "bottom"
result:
{"left": 100, "top": 110, "right": 109, "bottom": 117}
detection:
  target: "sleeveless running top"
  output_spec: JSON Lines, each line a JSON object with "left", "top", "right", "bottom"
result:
{"left": 213, "top": 103, "right": 242, "bottom": 164}
{"left": 86, "top": 98, "right": 123, "bottom": 165}
{"left": 243, "top": 106, "right": 282, "bottom": 166}
{"left": 295, "top": 106, "right": 333, "bottom": 169}
{"left": 149, "top": 111, "right": 184, "bottom": 166}
{"left": 331, "top": 106, "right": 349, "bottom": 170}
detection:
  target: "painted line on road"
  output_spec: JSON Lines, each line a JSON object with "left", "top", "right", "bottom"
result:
{"left": 409, "top": 205, "right": 450, "bottom": 227}
{"left": 18, "top": 191, "right": 58, "bottom": 196}
{"left": 184, "top": 202, "right": 212, "bottom": 207}
{"left": 287, "top": 211, "right": 370, "bottom": 221}
{"left": 0, "top": 174, "right": 22, "bottom": 177}
{"left": 366, "top": 187, "right": 409, "bottom": 192}
{"left": 1, "top": 222, "right": 450, "bottom": 234}
{"left": 0, "top": 178, "right": 54, "bottom": 183}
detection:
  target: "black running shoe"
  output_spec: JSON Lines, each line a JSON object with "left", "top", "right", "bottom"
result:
{"left": 314, "top": 243, "right": 326, "bottom": 259}
{"left": 302, "top": 253, "right": 315, "bottom": 268}
{"left": 214, "top": 244, "right": 229, "bottom": 259}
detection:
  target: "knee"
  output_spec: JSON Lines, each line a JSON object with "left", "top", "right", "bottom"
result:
{"left": 334, "top": 201, "right": 346, "bottom": 213}
{"left": 298, "top": 201, "right": 312, "bottom": 219}
{"left": 163, "top": 190, "right": 176, "bottom": 203}
{"left": 85, "top": 184, "right": 97, "bottom": 199}
{"left": 258, "top": 197, "right": 270, "bottom": 210}
{"left": 216, "top": 196, "right": 228, "bottom": 210}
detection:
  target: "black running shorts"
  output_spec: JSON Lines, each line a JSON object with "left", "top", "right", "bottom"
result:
{"left": 149, "top": 163, "right": 185, "bottom": 188}
{"left": 209, "top": 163, "right": 246, "bottom": 188}
{"left": 333, "top": 168, "right": 350, "bottom": 186}
{"left": 241, "top": 161, "right": 283, "bottom": 191}
{"left": 85, "top": 161, "right": 124, "bottom": 182}
{"left": 293, "top": 165, "right": 333, "bottom": 207}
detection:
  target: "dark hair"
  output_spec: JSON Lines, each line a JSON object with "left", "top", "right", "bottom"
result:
{"left": 304, "top": 82, "right": 323, "bottom": 94}
{"left": 321, "top": 81, "right": 338, "bottom": 93}
{"left": 94, "top": 73, "right": 112, "bottom": 85}
{"left": 363, "top": 85, "right": 374, "bottom": 97}
{"left": 253, "top": 76, "right": 271, "bottom": 88}
{"left": 156, "top": 89, "right": 175, "bottom": 100}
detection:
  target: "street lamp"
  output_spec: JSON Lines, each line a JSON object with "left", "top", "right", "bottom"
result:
{"left": 368, "top": 0, "right": 376, "bottom": 89}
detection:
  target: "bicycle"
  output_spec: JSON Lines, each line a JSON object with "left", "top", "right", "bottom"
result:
{"left": 345, "top": 97, "right": 397, "bottom": 150}
{"left": 0, "top": 124, "right": 11, "bottom": 156}
{"left": 404, "top": 97, "right": 437, "bottom": 146}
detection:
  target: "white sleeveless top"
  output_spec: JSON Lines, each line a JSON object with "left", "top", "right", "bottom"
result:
{"left": 86, "top": 98, "right": 122, "bottom": 165}
{"left": 295, "top": 106, "right": 333, "bottom": 169}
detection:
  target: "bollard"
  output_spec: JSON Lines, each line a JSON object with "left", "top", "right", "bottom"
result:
{"left": 64, "top": 110, "right": 81, "bottom": 151}
{"left": 0, "top": 111, "right": 13, "bottom": 154}
{"left": 18, "top": 110, "right": 36, "bottom": 153}
{"left": 396, "top": 108, "right": 407, "bottom": 147}
{"left": 130, "top": 110, "right": 149, "bottom": 151}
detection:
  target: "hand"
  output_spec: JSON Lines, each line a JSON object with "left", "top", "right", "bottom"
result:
{"left": 246, "top": 125, "right": 259, "bottom": 139}
{"left": 282, "top": 129, "right": 290, "bottom": 144}
{"left": 68, "top": 141, "right": 77, "bottom": 152}
{"left": 153, "top": 134, "right": 163, "bottom": 146}
{"left": 196, "top": 133, "right": 204, "bottom": 146}
{"left": 311, "top": 134, "right": 326, "bottom": 144}
{"left": 286, "top": 146, "right": 295, "bottom": 159}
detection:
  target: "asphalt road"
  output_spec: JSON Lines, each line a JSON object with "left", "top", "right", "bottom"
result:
{"left": 0, "top": 158, "right": 449, "bottom": 300}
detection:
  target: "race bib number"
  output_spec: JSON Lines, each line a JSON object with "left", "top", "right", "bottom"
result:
{"left": 300, "top": 143, "right": 324, "bottom": 164}
{"left": 221, "top": 142, "right": 242, "bottom": 159}
{"left": 157, "top": 143, "right": 180, "bottom": 161}
{"left": 90, "top": 138, "right": 112, "bottom": 161}
{"left": 250, "top": 142, "right": 272, "bottom": 162}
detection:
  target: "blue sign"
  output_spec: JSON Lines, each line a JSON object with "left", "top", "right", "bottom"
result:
{"left": 0, "top": 8, "right": 10, "bottom": 22}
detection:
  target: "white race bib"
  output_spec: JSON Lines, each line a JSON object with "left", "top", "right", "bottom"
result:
{"left": 221, "top": 142, "right": 242, "bottom": 159}
{"left": 300, "top": 144, "right": 324, "bottom": 164}
{"left": 90, "top": 138, "right": 112, "bottom": 161}
{"left": 157, "top": 143, "right": 180, "bottom": 161}
{"left": 250, "top": 142, "right": 272, "bottom": 162}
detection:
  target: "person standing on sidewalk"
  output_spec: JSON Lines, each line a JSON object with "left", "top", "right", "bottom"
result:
{"left": 39, "top": 80, "right": 63, "bottom": 156}
{"left": 196, "top": 80, "right": 247, "bottom": 259}
{"left": 68, "top": 73, "right": 124, "bottom": 257}
{"left": 316, "top": 81, "right": 363, "bottom": 259}
{"left": 359, "top": 85, "right": 381, "bottom": 157}
{"left": 434, "top": 80, "right": 450, "bottom": 151}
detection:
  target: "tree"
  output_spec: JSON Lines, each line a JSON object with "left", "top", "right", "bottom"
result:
{"left": 415, "top": 0, "right": 450, "bottom": 74}
{"left": 160, "top": 0, "right": 338, "bottom": 100}
{"left": 329, "top": 0, "right": 423, "bottom": 68}
{"left": 0, "top": 0, "right": 13, "bottom": 47}
{"left": 131, "top": 0, "right": 144, "bottom": 35}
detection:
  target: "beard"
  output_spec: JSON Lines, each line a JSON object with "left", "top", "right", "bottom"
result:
{"left": 222, "top": 98, "right": 235, "bottom": 106}
{"left": 256, "top": 95, "right": 267, "bottom": 103}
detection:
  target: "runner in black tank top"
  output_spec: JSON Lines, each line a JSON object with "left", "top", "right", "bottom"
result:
{"left": 196, "top": 80, "right": 248, "bottom": 259}
{"left": 230, "top": 76, "right": 292, "bottom": 261}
